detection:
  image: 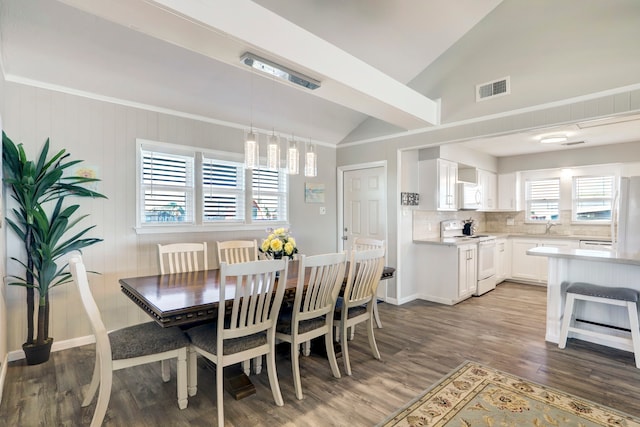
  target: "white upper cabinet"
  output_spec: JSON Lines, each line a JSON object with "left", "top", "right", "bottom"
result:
{"left": 477, "top": 169, "right": 497, "bottom": 211}
{"left": 498, "top": 172, "right": 521, "bottom": 211}
{"left": 419, "top": 158, "right": 458, "bottom": 211}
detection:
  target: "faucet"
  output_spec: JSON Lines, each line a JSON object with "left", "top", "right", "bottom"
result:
{"left": 545, "top": 220, "right": 557, "bottom": 234}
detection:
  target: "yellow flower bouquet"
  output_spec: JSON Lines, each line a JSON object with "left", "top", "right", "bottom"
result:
{"left": 259, "top": 228, "right": 298, "bottom": 260}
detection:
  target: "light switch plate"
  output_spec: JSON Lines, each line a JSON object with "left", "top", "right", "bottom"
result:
{"left": 319, "top": 207, "right": 326, "bottom": 215}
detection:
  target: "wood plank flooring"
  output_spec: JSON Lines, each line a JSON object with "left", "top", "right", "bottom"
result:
{"left": 2, "top": 282, "right": 640, "bottom": 426}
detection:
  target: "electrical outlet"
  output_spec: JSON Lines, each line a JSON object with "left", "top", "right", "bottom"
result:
{"left": 319, "top": 206, "right": 326, "bottom": 215}
{"left": 506, "top": 217, "right": 515, "bottom": 226}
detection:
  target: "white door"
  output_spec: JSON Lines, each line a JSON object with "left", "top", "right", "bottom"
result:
{"left": 341, "top": 166, "right": 387, "bottom": 253}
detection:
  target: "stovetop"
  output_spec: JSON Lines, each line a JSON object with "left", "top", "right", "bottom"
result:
{"left": 440, "top": 220, "right": 495, "bottom": 242}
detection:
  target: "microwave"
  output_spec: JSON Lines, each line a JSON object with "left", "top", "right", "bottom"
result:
{"left": 458, "top": 182, "right": 481, "bottom": 210}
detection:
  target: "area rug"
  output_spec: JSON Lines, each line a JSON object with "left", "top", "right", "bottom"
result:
{"left": 378, "top": 361, "right": 640, "bottom": 427}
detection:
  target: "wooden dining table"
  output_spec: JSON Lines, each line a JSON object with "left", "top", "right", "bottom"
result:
{"left": 118, "top": 261, "right": 395, "bottom": 399}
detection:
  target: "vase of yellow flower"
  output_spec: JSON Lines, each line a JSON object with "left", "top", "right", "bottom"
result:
{"left": 259, "top": 228, "right": 298, "bottom": 260}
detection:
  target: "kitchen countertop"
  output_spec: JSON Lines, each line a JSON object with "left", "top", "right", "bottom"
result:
{"left": 527, "top": 245, "right": 640, "bottom": 266}
{"left": 413, "top": 233, "right": 611, "bottom": 246}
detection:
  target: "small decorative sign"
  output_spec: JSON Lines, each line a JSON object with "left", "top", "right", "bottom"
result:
{"left": 401, "top": 192, "right": 420, "bottom": 206}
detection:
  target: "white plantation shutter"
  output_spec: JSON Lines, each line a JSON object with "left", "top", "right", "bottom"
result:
{"left": 252, "top": 167, "right": 287, "bottom": 222}
{"left": 202, "top": 157, "right": 245, "bottom": 222}
{"left": 526, "top": 178, "right": 559, "bottom": 221}
{"left": 573, "top": 176, "right": 614, "bottom": 222}
{"left": 141, "top": 150, "right": 194, "bottom": 223}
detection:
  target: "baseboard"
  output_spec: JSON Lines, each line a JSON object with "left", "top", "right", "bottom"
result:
{"left": 7, "top": 335, "right": 96, "bottom": 362}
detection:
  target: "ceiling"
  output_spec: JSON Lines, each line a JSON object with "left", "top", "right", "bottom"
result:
{"left": 1, "top": 0, "right": 639, "bottom": 156}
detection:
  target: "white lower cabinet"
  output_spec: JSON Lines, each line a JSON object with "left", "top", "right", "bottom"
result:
{"left": 458, "top": 244, "right": 478, "bottom": 299}
{"left": 510, "top": 238, "right": 578, "bottom": 283}
{"left": 413, "top": 242, "right": 478, "bottom": 305}
{"left": 495, "top": 237, "right": 510, "bottom": 283}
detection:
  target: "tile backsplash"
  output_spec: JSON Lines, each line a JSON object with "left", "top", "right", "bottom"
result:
{"left": 413, "top": 210, "right": 611, "bottom": 239}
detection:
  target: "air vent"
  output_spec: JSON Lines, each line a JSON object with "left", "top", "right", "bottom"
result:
{"left": 562, "top": 141, "right": 585, "bottom": 146}
{"left": 476, "top": 76, "right": 510, "bottom": 102}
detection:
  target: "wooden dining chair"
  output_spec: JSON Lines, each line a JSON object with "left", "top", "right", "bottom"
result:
{"left": 186, "top": 259, "right": 288, "bottom": 427}
{"left": 352, "top": 238, "right": 386, "bottom": 329}
{"left": 70, "top": 256, "right": 189, "bottom": 427}
{"left": 275, "top": 252, "right": 346, "bottom": 399}
{"left": 217, "top": 239, "right": 258, "bottom": 265}
{"left": 334, "top": 247, "right": 385, "bottom": 376}
{"left": 157, "top": 242, "right": 208, "bottom": 274}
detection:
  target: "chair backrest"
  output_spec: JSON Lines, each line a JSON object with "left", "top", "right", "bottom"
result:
{"left": 217, "top": 240, "right": 258, "bottom": 265}
{"left": 218, "top": 259, "right": 288, "bottom": 341}
{"left": 157, "top": 242, "right": 208, "bottom": 274}
{"left": 343, "top": 248, "right": 385, "bottom": 308}
{"left": 293, "top": 253, "right": 347, "bottom": 323}
{"left": 353, "top": 238, "right": 385, "bottom": 252}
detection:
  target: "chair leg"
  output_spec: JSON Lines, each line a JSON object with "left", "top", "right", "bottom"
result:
{"left": 302, "top": 341, "right": 311, "bottom": 357}
{"left": 176, "top": 348, "right": 188, "bottom": 409}
{"left": 349, "top": 326, "right": 355, "bottom": 341}
{"left": 341, "top": 323, "right": 352, "bottom": 376}
{"left": 291, "top": 340, "right": 304, "bottom": 400}
{"left": 266, "top": 345, "right": 284, "bottom": 406}
{"left": 325, "top": 331, "right": 341, "bottom": 379}
{"left": 559, "top": 294, "right": 576, "bottom": 349}
{"left": 187, "top": 347, "right": 198, "bottom": 397}
{"left": 254, "top": 356, "right": 263, "bottom": 375}
{"left": 367, "top": 315, "right": 381, "bottom": 360}
{"left": 83, "top": 353, "right": 101, "bottom": 407}
{"left": 373, "top": 300, "right": 383, "bottom": 328}
{"left": 626, "top": 301, "right": 640, "bottom": 369}
{"left": 216, "top": 361, "right": 225, "bottom": 427}
{"left": 241, "top": 360, "right": 251, "bottom": 376}
{"left": 161, "top": 359, "right": 170, "bottom": 382}
{"left": 90, "top": 355, "right": 112, "bottom": 427}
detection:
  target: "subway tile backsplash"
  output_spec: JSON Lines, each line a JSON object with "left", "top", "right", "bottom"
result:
{"left": 413, "top": 210, "right": 611, "bottom": 240}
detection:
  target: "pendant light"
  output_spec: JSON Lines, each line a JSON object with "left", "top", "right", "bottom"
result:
{"left": 245, "top": 129, "right": 258, "bottom": 169}
{"left": 267, "top": 132, "right": 280, "bottom": 170}
{"left": 304, "top": 141, "right": 317, "bottom": 177}
{"left": 287, "top": 137, "right": 299, "bottom": 175}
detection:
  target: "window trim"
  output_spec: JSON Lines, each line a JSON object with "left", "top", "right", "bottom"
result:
{"left": 135, "top": 139, "right": 289, "bottom": 234}
{"left": 524, "top": 177, "right": 560, "bottom": 223}
{"left": 571, "top": 175, "right": 615, "bottom": 224}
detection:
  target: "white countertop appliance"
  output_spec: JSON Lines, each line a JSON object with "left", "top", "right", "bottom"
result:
{"left": 440, "top": 220, "right": 497, "bottom": 296}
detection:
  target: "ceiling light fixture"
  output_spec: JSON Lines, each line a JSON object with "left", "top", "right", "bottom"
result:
{"left": 240, "top": 52, "right": 321, "bottom": 90}
{"left": 304, "top": 141, "right": 317, "bottom": 177}
{"left": 540, "top": 135, "right": 568, "bottom": 144}
{"left": 244, "top": 130, "right": 258, "bottom": 169}
{"left": 287, "top": 138, "right": 299, "bottom": 175}
{"left": 266, "top": 132, "right": 280, "bottom": 170}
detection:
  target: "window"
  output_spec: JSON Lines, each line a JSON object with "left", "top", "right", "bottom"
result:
{"left": 137, "top": 140, "right": 288, "bottom": 230}
{"left": 573, "top": 176, "right": 614, "bottom": 222}
{"left": 525, "top": 178, "right": 560, "bottom": 221}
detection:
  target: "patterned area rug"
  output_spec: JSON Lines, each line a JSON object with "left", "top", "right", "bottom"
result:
{"left": 379, "top": 361, "right": 640, "bottom": 427}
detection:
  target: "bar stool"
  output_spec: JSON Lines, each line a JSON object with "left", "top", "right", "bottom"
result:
{"left": 559, "top": 282, "right": 640, "bottom": 368}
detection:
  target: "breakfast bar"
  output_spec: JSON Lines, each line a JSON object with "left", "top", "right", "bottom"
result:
{"left": 528, "top": 246, "right": 640, "bottom": 351}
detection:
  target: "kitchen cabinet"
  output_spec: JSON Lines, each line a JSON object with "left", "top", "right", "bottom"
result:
{"left": 412, "top": 241, "right": 477, "bottom": 305}
{"left": 419, "top": 158, "right": 458, "bottom": 211}
{"left": 478, "top": 169, "right": 497, "bottom": 211}
{"left": 495, "top": 237, "right": 510, "bottom": 283}
{"left": 458, "top": 243, "right": 478, "bottom": 299}
{"left": 498, "top": 172, "right": 521, "bottom": 211}
{"left": 510, "top": 238, "right": 578, "bottom": 283}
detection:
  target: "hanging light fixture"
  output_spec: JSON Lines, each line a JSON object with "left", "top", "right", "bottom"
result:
{"left": 287, "top": 137, "right": 299, "bottom": 175}
{"left": 266, "top": 132, "right": 280, "bottom": 170}
{"left": 245, "top": 130, "right": 258, "bottom": 169}
{"left": 304, "top": 141, "right": 317, "bottom": 177}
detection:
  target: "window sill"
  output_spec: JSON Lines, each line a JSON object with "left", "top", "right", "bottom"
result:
{"left": 134, "top": 222, "right": 289, "bottom": 235}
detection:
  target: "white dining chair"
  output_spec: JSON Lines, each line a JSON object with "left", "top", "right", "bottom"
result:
{"left": 186, "top": 259, "right": 288, "bottom": 427}
{"left": 334, "top": 247, "right": 385, "bottom": 376}
{"left": 276, "top": 252, "right": 346, "bottom": 399}
{"left": 157, "top": 242, "right": 208, "bottom": 274}
{"left": 352, "top": 238, "right": 385, "bottom": 329}
{"left": 217, "top": 239, "right": 258, "bottom": 265}
{"left": 70, "top": 256, "right": 189, "bottom": 427}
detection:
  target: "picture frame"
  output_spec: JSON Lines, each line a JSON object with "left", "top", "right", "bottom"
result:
{"left": 304, "top": 182, "right": 325, "bottom": 203}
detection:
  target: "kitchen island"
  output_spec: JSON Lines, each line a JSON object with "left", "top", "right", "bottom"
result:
{"left": 528, "top": 246, "right": 640, "bottom": 352}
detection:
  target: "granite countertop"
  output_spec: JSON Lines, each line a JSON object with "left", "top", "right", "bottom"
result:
{"left": 527, "top": 246, "right": 640, "bottom": 266}
{"left": 413, "top": 233, "right": 612, "bottom": 246}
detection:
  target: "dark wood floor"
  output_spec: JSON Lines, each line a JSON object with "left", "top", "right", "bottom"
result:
{"left": 2, "top": 282, "right": 640, "bottom": 426}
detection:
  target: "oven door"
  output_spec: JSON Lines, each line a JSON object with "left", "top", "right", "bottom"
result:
{"left": 477, "top": 239, "right": 496, "bottom": 280}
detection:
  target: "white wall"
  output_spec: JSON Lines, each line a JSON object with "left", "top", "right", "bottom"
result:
{"left": 1, "top": 81, "right": 338, "bottom": 357}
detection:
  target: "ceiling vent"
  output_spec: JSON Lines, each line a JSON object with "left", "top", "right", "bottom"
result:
{"left": 476, "top": 76, "right": 510, "bottom": 102}
{"left": 562, "top": 141, "right": 585, "bottom": 146}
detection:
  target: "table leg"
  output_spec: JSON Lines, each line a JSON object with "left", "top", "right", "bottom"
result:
{"left": 201, "top": 359, "right": 256, "bottom": 400}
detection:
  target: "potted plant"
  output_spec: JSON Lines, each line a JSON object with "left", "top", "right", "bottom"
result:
{"left": 2, "top": 131, "right": 107, "bottom": 364}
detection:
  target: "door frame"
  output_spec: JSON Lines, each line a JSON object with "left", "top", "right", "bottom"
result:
{"left": 337, "top": 161, "right": 388, "bottom": 253}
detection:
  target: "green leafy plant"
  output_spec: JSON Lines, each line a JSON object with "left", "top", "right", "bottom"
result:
{"left": 3, "top": 131, "right": 107, "bottom": 354}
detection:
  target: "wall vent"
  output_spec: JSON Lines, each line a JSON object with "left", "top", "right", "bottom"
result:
{"left": 476, "top": 76, "right": 510, "bottom": 102}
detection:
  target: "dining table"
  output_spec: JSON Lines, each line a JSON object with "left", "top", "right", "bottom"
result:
{"left": 118, "top": 261, "right": 396, "bottom": 399}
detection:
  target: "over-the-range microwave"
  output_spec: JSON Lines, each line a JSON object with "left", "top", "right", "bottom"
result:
{"left": 458, "top": 182, "right": 481, "bottom": 210}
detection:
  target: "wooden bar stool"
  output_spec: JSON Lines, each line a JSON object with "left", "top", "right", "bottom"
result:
{"left": 559, "top": 282, "right": 640, "bottom": 368}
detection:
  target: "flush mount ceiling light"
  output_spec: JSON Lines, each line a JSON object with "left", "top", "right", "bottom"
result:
{"left": 540, "top": 135, "right": 568, "bottom": 144}
{"left": 240, "top": 52, "right": 321, "bottom": 90}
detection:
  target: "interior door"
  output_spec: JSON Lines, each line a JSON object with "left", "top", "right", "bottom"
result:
{"left": 341, "top": 166, "right": 387, "bottom": 253}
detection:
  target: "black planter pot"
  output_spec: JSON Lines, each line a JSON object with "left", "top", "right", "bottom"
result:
{"left": 23, "top": 338, "right": 54, "bottom": 365}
